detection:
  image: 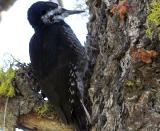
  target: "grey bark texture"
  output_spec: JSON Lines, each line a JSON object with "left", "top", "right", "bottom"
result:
{"left": 86, "top": 0, "right": 160, "bottom": 130}
{"left": 0, "top": 65, "right": 73, "bottom": 130}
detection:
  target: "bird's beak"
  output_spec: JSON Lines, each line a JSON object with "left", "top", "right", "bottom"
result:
{"left": 61, "top": 8, "right": 85, "bottom": 17}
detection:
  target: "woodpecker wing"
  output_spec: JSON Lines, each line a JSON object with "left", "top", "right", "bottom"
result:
{"left": 59, "top": 23, "right": 87, "bottom": 59}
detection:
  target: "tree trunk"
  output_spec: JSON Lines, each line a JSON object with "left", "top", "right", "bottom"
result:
{"left": 87, "top": 0, "right": 160, "bottom": 130}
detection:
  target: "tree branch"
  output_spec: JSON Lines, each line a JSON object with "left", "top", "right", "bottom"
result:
{"left": 17, "top": 112, "right": 73, "bottom": 131}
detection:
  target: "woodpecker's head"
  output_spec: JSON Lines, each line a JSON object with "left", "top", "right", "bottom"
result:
{"left": 28, "top": 1, "right": 84, "bottom": 29}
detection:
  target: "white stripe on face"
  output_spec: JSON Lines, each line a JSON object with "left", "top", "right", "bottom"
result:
{"left": 41, "top": 6, "right": 64, "bottom": 23}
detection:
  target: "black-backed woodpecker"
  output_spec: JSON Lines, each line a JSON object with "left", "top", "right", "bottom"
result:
{"left": 27, "top": 1, "right": 90, "bottom": 131}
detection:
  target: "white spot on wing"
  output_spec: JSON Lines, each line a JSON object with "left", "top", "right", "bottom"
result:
{"left": 71, "top": 82, "right": 75, "bottom": 86}
{"left": 69, "top": 88, "right": 75, "bottom": 95}
{"left": 70, "top": 99, "right": 74, "bottom": 103}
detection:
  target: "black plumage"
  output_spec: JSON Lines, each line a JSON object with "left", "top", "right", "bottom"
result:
{"left": 27, "top": 1, "right": 90, "bottom": 131}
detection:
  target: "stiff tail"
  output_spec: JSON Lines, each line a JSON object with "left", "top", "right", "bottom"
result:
{"left": 71, "top": 100, "right": 91, "bottom": 131}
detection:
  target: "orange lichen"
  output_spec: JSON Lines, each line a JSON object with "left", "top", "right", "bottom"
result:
{"left": 111, "top": 2, "right": 129, "bottom": 20}
{"left": 111, "top": 4, "right": 119, "bottom": 14}
{"left": 130, "top": 48, "right": 158, "bottom": 64}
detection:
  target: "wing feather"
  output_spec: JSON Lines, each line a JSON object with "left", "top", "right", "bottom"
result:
{"left": 60, "top": 24, "right": 87, "bottom": 59}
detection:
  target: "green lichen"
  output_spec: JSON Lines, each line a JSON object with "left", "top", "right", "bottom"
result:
{"left": 146, "top": 0, "right": 160, "bottom": 39}
{"left": 124, "top": 80, "right": 138, "bottom": 93}
{"left": 124, "top": 79, "right": 143, "bottom": 95}
{"left": 0, "top": 67, "right": 15, "bottom": 97}
{"left": 125, "top": 80, "right": 135, "bottom": 87}
{"left": 35, "top": 101, "right": 49, "bottom": 116}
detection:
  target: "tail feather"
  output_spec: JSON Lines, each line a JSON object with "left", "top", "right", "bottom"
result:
{"left": 71, "top": 100, "right": 91, "bottom": 131}
{"left": 81, "top": 100, "right": 91, "bottom": 124}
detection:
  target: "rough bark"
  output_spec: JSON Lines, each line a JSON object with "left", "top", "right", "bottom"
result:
{"left": 17, "top": 112, "right": 72, "bottom": 131}
{"left": 86, "top": 0, "right": 160, "bottom": 130}
{"left": 0, "top": 65, "right": 73, "bottom": 130}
